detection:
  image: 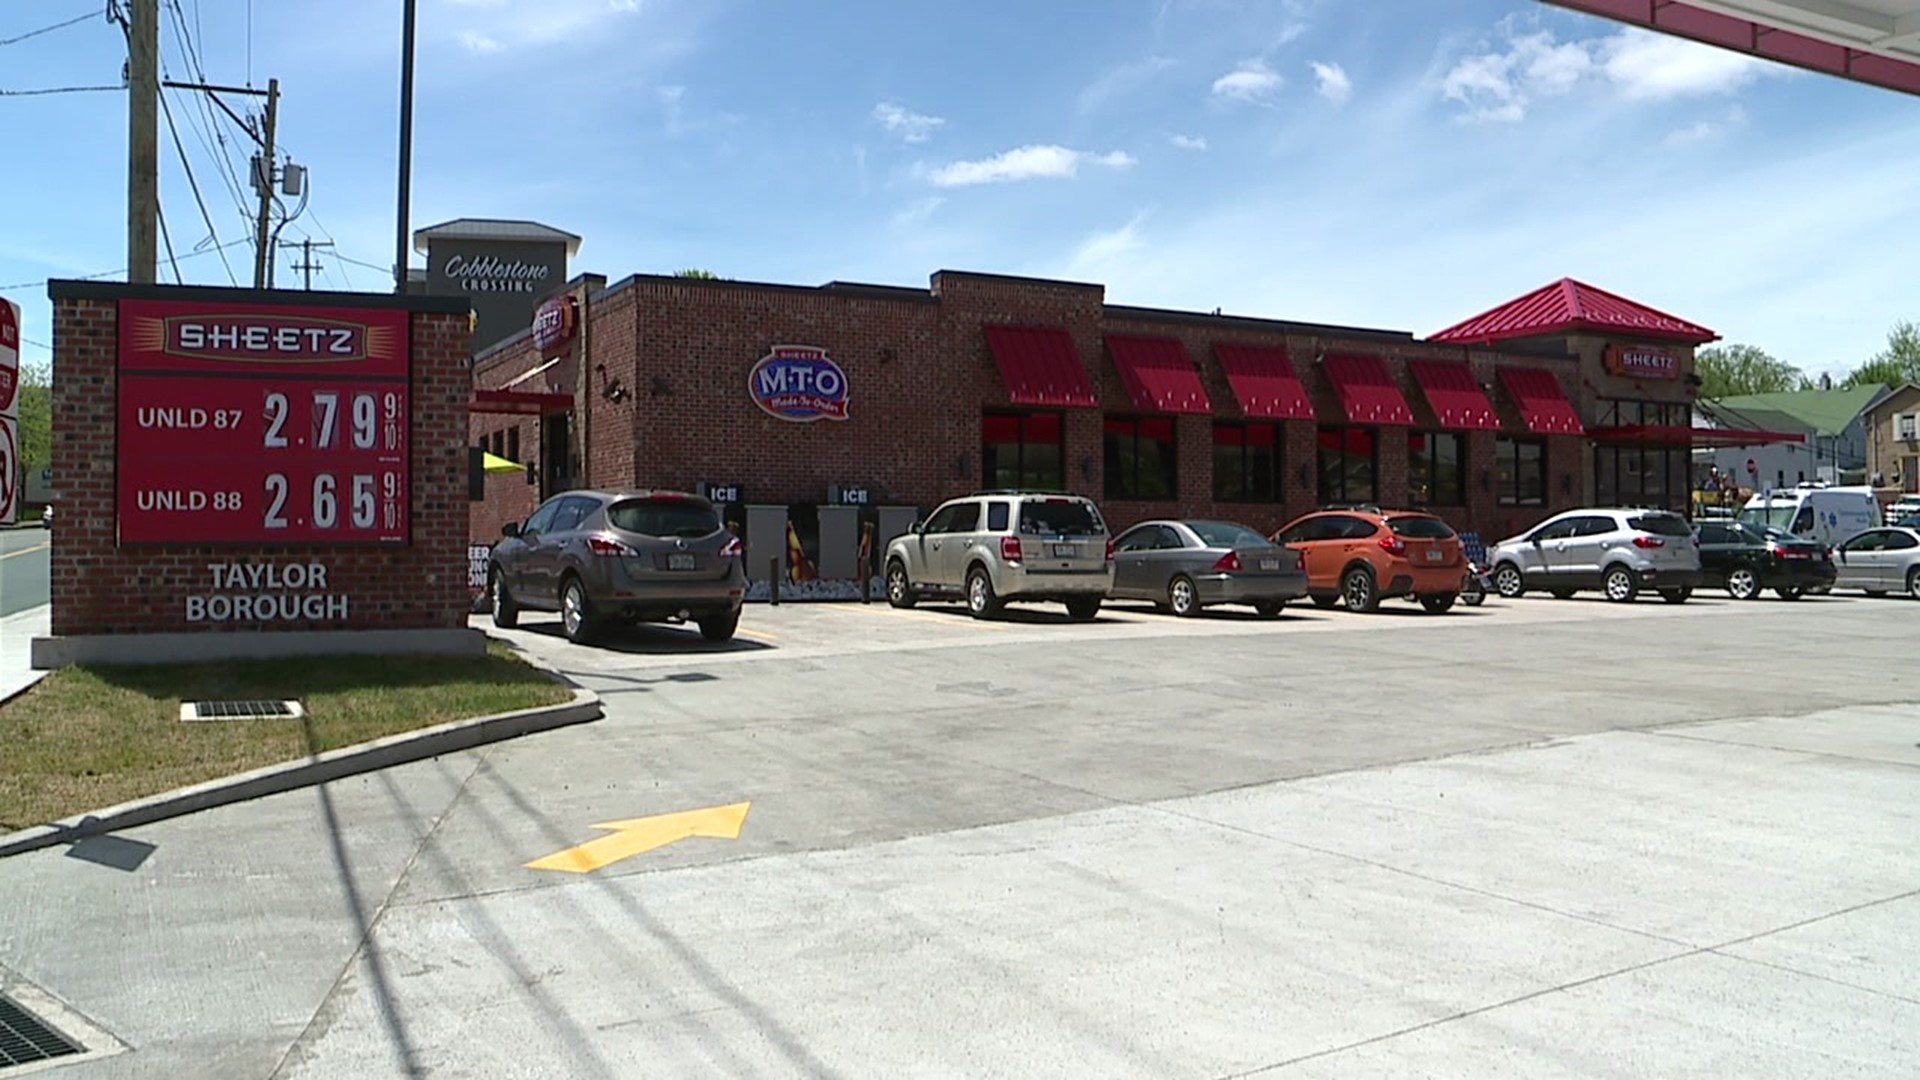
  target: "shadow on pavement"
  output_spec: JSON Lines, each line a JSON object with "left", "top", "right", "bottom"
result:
{"left": 523, "top": 621, "right": 775, "bottom": 656}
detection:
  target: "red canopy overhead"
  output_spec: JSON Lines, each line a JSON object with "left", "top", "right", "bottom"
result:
{"left": 983, "top": 325, "right": 1098, "bottom": 408}
{"left": 1214, "top": 344, "right": 1315, "bottom": 420}
{"left": 1104, "top": 335, "right": 1211, "bottom": 414}
{"left": 1497, "top": 367, "right": 1586, "bottom": 436}
{"left": 1431, "top": 278, "right": 1718, "bottom": 346}
{"left": 1408, "top": 360, "right": 1502, "bottom": 430}
{"left": 1322, "top": 354, "right": 1415, "bottom": 426}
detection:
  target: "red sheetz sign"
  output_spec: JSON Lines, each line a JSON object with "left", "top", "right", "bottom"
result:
{"left": 116, "top": 299, "right": 411, "bottom": 545}
{"left": 1605, "top": 345, "right": 1680, "bottom": 381}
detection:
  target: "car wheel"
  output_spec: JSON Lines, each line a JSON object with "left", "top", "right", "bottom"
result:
{"left": 697, "top": 611, "right": 739, "bottom": 643}
{"left": 1311, "top": 595, "right": 1338, "bottom": 609}
{"left": 1909, "top": 567, "right": 1920, "bottom": 600}
{"left": 966, "top": 567, "right": 1002, "bottom": 619}
{"left": 885, "top": 559, "right": 917, "bottom": 609}
{"left": 1254, "top": 599, "right": 1286, "bottom": 618}
{"left": 1659, "top": 587, "right": 1692, "bottom": 604}
{"left": 1603, "top": 565, "right": 1639, "bottom": 603}
{"left": 1342, "top": 566, "right": 1379, "bottom": 613}
{"left": 560, "top": 574, "right": 599, "bottom": 644}
{"left": 1168, "top": 575, "right": 1199, "bottom": 617}
{"left": 1549, "top": 589, "right": 1575, "bottom": 600}
{"left": 1065, "top": 596, "right": 1101, "bottom": 621}
{"left": 1775, "top": 586, "right": 1803, "bottom": 600}
{"left": 489, "top": 568, "right": 519, "bottom": 629}
{"left": 1494, "top": 562, "right": 1525, "bottom": 599}
{"left": 1419, "top": 593, "right": 1456, "bottom": 614}
{"left": 1459, "top": 588, "right": 1484, "bottom": 608}
{"left": 1726, "top": 567, "right": 1760, "bottom": 600}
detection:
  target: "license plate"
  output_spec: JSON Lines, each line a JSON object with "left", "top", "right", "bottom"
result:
{"left": 1259, "top": 558, "right": 1280, "bottom": 571}
{"left": 1426, "top": 550, "right": 1443, "bottom": 562}
{"left": 668, "top": 553, "right": 695, "bottom": 571}
{"left": 1051, "top": 544, "right": 1075, "bottom": 557}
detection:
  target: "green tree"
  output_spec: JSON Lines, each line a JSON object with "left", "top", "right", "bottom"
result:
{"left": 14, "top": 362, "right": 50, "bottom": 469}
{"left": 1694, "top": 344, "right": 1810, "bottom": 398}
{"left": 673, "top": 268, "right": 719, "bottom": 280}
{"left": 1843, "top": 320, "right": 1920, "bottom": 389}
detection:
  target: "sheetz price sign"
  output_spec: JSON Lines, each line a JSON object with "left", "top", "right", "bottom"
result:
{"left": 117, "top": 299, "right": 411, "bottom": 544}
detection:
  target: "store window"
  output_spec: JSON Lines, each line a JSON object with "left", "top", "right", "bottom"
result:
{"left": 1317, "top": 427, "right": 1376, "bottom": 505}
{"left": 1595, "top": 444, "right": 1688, "bottom": 511}
{"left": 982, "top": 412, "right": 1064, "bottom": 491}
{"left": 490, "top": 430, "right": 505, "bottom": 457}
{"left": 506, "top": 426, "right": 520, "bottom": 463}
{"left": 1408, "top": 432, "right": 1463, "bottom": 506}
{"left": 1212, "top": 422, "right": 1283, "bottom": 503}
{"left": 1496, "top": 437, "right": 1545, "bottom": 507}
{"left": 1105, "top": 417, "right": 1177, "bottom": 500}
{"left": 1597, "top": 399, "right": 1691, "bottom": 429}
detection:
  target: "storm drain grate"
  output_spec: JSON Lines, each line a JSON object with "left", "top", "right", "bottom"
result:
{"left": 0, "top": 992, "right": 83, "bottom": 1068}
{"left": 179, "top": 699, "right": 306, "bottom": 722}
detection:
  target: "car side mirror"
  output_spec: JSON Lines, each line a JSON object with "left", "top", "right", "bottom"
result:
{"left": 910, "top": 520, "right": 925, "bottom": 535}
{"left": 501, "top": 522, "right": 521, "bottom": 538}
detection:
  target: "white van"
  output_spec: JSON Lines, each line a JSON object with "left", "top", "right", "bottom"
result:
{"left": 1738, "top": 485, "right": 1881, "bottom": 548}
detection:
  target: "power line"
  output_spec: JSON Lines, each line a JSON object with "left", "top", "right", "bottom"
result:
{"left": 159, "top": 85, "right": 238, "bottom": 284}
{"left": 0, "top": 84, "right": 120, "bottom": 96}
{"left": 0, "top": 8, "right": 102, "bottom": 47}
{"left": 0, "top": 236, "right": 251, "bottom": 291}
{"left": 157, "top": 205, "right": 183, "bottom": 284}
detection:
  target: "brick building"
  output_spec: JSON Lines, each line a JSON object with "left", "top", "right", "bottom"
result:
{"left": 468, "top": 270, "right": 1718, "bottom": 584}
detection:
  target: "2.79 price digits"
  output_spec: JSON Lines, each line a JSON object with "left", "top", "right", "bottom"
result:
{"left": 263, "top": 390, "right": 403, "bottom": 452}
{"left": 263, "top": 471, "right": 402, "bottom": 533}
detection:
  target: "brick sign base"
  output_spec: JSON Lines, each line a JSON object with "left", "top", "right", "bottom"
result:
{"left": 34, "top": 282, "right": 479, "bottom": 666}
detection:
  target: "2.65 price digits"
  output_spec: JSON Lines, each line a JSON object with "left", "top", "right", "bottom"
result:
{"left": 263, "top": 471, "right": 401, "bottom": 532}
{"left": 263, "top": 390, "right": 402, "bottom": 452}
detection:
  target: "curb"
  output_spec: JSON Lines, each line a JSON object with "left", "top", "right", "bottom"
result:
{"left": 0, "top": 684, "right": 603, "bottom": 859}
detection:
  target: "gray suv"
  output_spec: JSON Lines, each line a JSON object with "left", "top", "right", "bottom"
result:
{"left": 885, "top": 490, "right": 1114, "bottom": 620}
{"left": 1488, "top": 507, "right": 1703, "bottom": 603}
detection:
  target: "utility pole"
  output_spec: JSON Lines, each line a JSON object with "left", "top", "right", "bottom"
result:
{"left": 127, "top": 0, "right": 160, "bottom": 284}
{"left": 394, "top": 0, "right": 419, "bottom": 293}
{"left": 250, "top": 78, "right": 281, "bottom": 289}
{"left": 282, "top": 238, "right": 333, "bottom": 290}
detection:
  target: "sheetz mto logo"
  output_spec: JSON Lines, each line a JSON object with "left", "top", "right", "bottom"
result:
{"left": 128, "top": 313, "right": 394, "bottom": 364}
{"left": 749, "top": 345, "right": 849, "bottom": 422}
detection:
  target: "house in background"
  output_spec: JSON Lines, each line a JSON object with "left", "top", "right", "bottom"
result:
{"left": 1861, "top": 383, "right": 1920, "bottom": 493}
{"left": 1694, "top": 384, "right": 1889, "bottom": 491}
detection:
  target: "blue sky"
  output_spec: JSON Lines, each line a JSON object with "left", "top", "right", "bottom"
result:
{"left": 4, "top": 0, "right": 1917, "bottom": 381}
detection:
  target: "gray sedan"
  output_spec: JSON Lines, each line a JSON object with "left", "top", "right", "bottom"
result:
{"left": 1110, "top": 519, "right": 1309, "bottom": 617}
{"left": 1832, "top": 526, "right": 1920, "bottom": 599}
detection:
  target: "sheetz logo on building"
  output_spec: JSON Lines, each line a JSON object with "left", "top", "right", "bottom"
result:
{"left": 749, "top": 345, "right": 850, "bottom": 422}
{"left": 127, "top": 312, "right": 394, "bottom": 365}
{"left": 1604, "top": 344, "right": 1680, "bottom": 381}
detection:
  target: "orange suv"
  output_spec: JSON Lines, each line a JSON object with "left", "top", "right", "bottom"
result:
{"left": 1271, "top": 505, "right": 1466, "bottom": 613}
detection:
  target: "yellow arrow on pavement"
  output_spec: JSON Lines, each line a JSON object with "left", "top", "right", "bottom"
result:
{"left": 524, "top": 801, "right": 751, "bottom": 874}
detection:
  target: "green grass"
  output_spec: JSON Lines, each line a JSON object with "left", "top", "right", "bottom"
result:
{"left": 0, "top": 642, "right": 572, "bottom": 832}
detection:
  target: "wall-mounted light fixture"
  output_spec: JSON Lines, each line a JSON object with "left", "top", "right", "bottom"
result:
{"left": 957, "top": 453, "right": 972, "bottom": 480}
{"left": 1080, "top": 457, "right": 1095, "bottom": 483}
{"left": 1480, "top": 470, "right": 1492, "bottom": 493}
{"left": 1298, "top": 463, "right": 1313, "bottom": 487}
{"left": 601, "top": 380, "right": 628, "bottom": 404}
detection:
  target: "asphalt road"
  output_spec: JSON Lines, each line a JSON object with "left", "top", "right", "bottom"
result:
{"left": 1, "top": 590, "right": 1916, "bottom": 1078}
{"left": 0, "top": 525, "right": 51, "bottom": 617}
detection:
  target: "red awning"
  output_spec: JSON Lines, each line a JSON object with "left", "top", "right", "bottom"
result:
{"left": 1323, "top": 354, "right": 1414, "bottom": 426}
{"left": 984, "top": 325, "right": 1097, "bottom": 407}
{"left": 1595, "top": 425, "right": 1806, "bottom": 447}
{"left": 1104, "top": 335, "right": 1211, "bottom": 414}
{"left": 470, "top": 388, "right": 572, "bottom": 415}
{"left": 1214, "top": 344, "right": 1314, "bottom": 420}
{"left": 1496, "top": 368, "right": 1585, "bottom": 436}
{"left": 1408, "top": 360, "right": 1501, "bottom": 430}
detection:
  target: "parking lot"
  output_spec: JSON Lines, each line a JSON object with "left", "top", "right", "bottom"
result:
{"left": 4, "top": 589, "right": 1917, "bottom": 1078}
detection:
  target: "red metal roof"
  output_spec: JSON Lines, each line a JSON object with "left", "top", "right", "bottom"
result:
{"left": 1323, "top": 354, "right": 1415, "bottom": 426}
{"left": 470, "top": 388, "right": 573, "bottom": 415}
{"left": 1430, "top": 279, "right": 1718, "bottom": 346}
{"left": 1596, "top": 424, "right": 1806, "bottom": 447}
{"left": 1213, "top": 344, "right": 1315, "bottom": 421}
{"left": 983, "top": 326, "right": 1097, "bottom": 408}
{"left": 1496, "top": 368, "right": 1586, "bottom": 436}
{"left": 1542, "top": 1, "right": 1920, "bottom": 99}
{"left": 1407, "top": 360, "right": 1501, "bottom": 430}
{"left": 1104, "top": 335, "right": 1211, "bottom": 414}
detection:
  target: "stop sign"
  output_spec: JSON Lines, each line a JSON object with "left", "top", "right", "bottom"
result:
{"left": 0, "top": 298, "right": 18, "bottom": 417}
{"left": 1746, "top": 457, "right": 1757, "bottom": 476}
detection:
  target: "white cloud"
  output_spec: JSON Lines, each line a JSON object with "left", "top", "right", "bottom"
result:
{"left": 1169, "top": 133, "right": 1208, "bottom": 151}
{"left": 1070, "top": 215, "right": 1150, "bottom": 275}
{"left": 926, "top": 145, "right": 1136, "bottom": 187}
{"left": 873, "top": 102, "right": 945, "bottom": 144}
{"left": 891, "top": 196, "right": 946, "bottom": 227}
{"left": 1440, "top": 24, "right": 1782, "bottom": 122}
{"left": 1212, "top": 59, "right": 1282, "bottom": 103}
{"left": 1310, "top": 61, "right": 1351, "bottom": 105}
{"left": 440, "top": 0, "right": 650, "bottom": 52}
{"left": 1079, "top": 56, "right": 1175, "bottom": 112}
{"left": 1664, "top": 104, "right": 1750, "bottom": 145}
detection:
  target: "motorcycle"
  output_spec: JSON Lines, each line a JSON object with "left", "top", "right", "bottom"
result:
{"left": 1459, "top": 558, "right": 1493, "bottom": 607}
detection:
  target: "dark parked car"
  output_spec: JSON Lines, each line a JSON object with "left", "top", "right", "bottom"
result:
{"left": 1695, "top": 520, "right": 1834, "bottom": 600}
{"left": 488, "top": 489, "right": 747, "bottom": 644}
{"left": 1109, "top": 519, "right": 1308, "bottom": 617}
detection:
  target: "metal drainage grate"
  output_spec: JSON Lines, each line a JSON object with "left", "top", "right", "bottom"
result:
{"left": 0, "top": 992, "right": 83, "bottom": 1068}
{"left": 179, "top": 699, "right": 306, "bottom": 723}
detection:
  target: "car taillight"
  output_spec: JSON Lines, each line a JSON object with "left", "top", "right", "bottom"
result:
{"left": 586, "top": 536, "right": 638, "bottom": 557}
{"left": 1378, "top": 536, "right": 1407, "bottom": 556}
{"left": 719, "top": 536, "right": 743, "bottom": 559}
{"left": 1000, "top": 536, "right": 1022, "bottom": 561}
{"left": 1631, "top": 536, "right": 1665, "bottom": 549}
{"left": 1212, "top": 551, "right": 1242, "bottom": 572}
{"left": 1104, "top": 538, "right": 1115, "bottom": 562}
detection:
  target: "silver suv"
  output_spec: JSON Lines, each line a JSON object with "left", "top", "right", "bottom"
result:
{"left": 1488, "top": 507, "right": 1703, "bottom": 603}
{"left": 884, "top": 490, "right": 1114, "bottom": 620}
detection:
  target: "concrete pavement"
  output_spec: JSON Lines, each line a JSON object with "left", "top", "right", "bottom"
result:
{"left": 0, "top": 592, "right": 1915, "bottom": 1078}
{"left": 0, "top": 524, "right": 51, "bottom": 618}
{"left": 0, "top": 604, "right": 49, "bottom": 703}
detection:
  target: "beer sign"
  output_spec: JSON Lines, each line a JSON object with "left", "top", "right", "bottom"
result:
{"left": 748, "top": 345, "right": 849, "bottom": 422}
{"left": 1604, "top": 344, "right": 1680, "bottom": 381}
